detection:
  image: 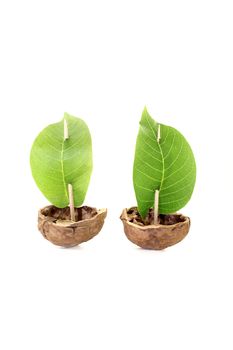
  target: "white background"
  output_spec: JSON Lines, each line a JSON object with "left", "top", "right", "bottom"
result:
{"left": 0, "top": 0, "right": 233, "bottom": 349}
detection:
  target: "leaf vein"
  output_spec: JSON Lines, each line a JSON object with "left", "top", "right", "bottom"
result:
{"left": 161, "top": 165, "right": 195, "bottom": 191}
{"left": 140, "top": 137, "right": 161, "bottom": 155}
{"left": 135, "top": 154, "right": 162, "bottom": 173}
{"left": 160, "top": 182, "right": 193, "bottom": 198}
{"left": 160, "top": 193, "right": 191, "bottom": 205}
{"left": 135, "top": 166, "right": 161, "bottom": 182}
{"left": 163, "top": 132, "right": 176, "bottom": 160}
{"left": 164, "top": 138, "right": 184, "bottom": 173}
{"left": 134, "top": 183, "right": 155, "bottom": 192}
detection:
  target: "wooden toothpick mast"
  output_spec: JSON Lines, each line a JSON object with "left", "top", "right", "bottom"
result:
{"left": 154, "top": 124, "right": 161, "bottom": 225}
{"left": 64, "top": 119, "right": 75, "bottom": 221}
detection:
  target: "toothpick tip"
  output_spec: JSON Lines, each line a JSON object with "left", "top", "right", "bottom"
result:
{"left": 157, "top": 124, "right": 161, "bottom": 142}
{"left": 64, "top": 119, "right": 69, "bottom": 140}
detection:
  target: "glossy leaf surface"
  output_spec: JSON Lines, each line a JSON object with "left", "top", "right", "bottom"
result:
{"left": 133, "top": 108, "right": 196, "bottom": 217}
{"left": 30, "top": 113, "right": 92, "bottom": 207}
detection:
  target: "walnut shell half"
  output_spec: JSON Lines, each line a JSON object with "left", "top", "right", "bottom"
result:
{"left": 38, "top": 205, "right": 107, "bottom": 247}
{"left": 120, "top": 207, "right": 190, "bottom": 250}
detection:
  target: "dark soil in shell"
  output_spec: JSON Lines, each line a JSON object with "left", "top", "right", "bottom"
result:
{"left": 38, "top": 205, "right": 107, "bottom": 247}
{"left": 120, "top": 207, "right": 190, "bottom": 250}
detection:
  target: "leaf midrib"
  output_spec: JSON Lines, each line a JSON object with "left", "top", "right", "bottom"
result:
{"left": 144, "top": 114, "right": 165, "bottom": 191}
{"left": 157, "top": 141, "right": 165, "bottom": 190}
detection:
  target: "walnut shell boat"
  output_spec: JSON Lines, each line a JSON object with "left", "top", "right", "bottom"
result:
{"left": 38, "top": 205, "right": 107, "bottom": 247}
{"left": 120, "top": 207, "right": 190, "bottom": 250}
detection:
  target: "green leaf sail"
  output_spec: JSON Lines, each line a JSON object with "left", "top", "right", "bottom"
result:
{"left": 133, "top": 108, "right": 196, "bottom": 218}
{"left": 30, "top": 113, "right": 92, "bottom": 208}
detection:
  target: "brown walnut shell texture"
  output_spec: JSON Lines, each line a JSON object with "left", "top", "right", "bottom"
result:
{"left": 120, "top": 207, "right": 190, "bottom": 250}
{"left": 38, "top": 205, "right": 107, "bottom": 247}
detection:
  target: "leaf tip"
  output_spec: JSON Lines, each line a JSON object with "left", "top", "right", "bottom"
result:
{"left": 140, "top": 106, "right": 150, "bottom": 126}
{"left": 142, "top": 105, "right": 148, "bottom": 115}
